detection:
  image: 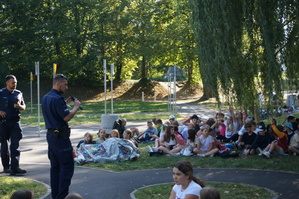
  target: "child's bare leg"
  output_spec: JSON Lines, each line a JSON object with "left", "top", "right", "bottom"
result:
{"left": 130, "top": 127, "right": 140, "bottom": 137}
{"left": 289, "top": 146, "right": 299, "bottom": 154}
{"left": 158, "top": 146, "right": 171, "bottom": 154}
{"left": 205, "top": 148, "right": 219, "bottom": 156}
{"left": 250, "top": 149, "right": 256, "bottom": 155}
{"left": 170, "top": 147, "right": 182, "bottom": 154}
{"left": 269, "top": 143, "right": 275, "bottom": 152}
{"left": 264, "top": 144, "right": 270, "bottom": 151}
{"left": 154, "top": 139, "right": 160, "bottom": 148}
{"left": 193, "top": 148, "right": 202, "bottom": 154}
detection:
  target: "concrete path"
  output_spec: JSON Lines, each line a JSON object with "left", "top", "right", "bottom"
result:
{"left": 1, "top": 102, "right": 299, "bottom": 199}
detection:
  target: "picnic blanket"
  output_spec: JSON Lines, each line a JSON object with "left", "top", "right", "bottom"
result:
{"left": 75, "top": 138, "right": 140, "bottom": 164}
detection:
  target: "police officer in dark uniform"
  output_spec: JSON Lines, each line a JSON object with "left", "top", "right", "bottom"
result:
{"left": 0, "top": 75, "right": 27, "bottom": 175}
{"left": 42, "top": 74, "right": 81, "bottom": 199}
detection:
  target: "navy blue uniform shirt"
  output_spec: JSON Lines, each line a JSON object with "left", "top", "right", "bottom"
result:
{"left": 0, "top": 88, "right": 25, "bottom": 119}
{"left": 42, "top": 89, "right": 70, "bottom": 129}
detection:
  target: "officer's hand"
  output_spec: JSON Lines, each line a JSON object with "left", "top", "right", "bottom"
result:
{"left": 0, "top": 110, "right": 7, "bottom": 118}
{"left": 73, "top": 99, "right": 81, "bottom": 110}
{"left": 14, "top": 100, "right": 21, "bottom": 109}
{"left": 65, "top": 96, "right": 72, "bottom": 104}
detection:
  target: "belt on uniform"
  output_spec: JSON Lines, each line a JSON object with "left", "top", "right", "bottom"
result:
{"left": 47, "top": 128, "right": 58, "bottom": 133}
{"left": 47, "top": 127, "right": 70, "bottom": 140}
{"left": 7, "top": 116, "right": 20, "bottom": 120}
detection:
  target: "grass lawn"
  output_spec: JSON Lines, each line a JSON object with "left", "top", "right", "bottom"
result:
{"left": 21, "top": 101, "right": 173, "bottom": 127}
{"left": 80, "top": 143, "right": 299, "bottom": 173}
{"left": 134, "top": 182, "right": 277, "bottom": 199}
{"left": 0, "top": 176, "right": 47, "bottom": 199}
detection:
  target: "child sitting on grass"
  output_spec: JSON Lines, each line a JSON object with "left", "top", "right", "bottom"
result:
{"left": 109, "top": 129, "right": 120, "bottom": 138}
{"left": 123, "top": 129, "right": 138, "bottom": 147}
{"left": 193, "top": 125, "right": 219, "bottom": 157}
{"left": 262, "top": 118, "right": 288, "bottom": 158}
{"left": 96, "top": 129, "right": 106, "bottom": 144}
{"left": 76, "top": 132, "right": 96, "bottom": 150}
{"left": 241, "top": 123, "right": 257, "bottom": 156}
{"left": 289, "top": 120, "right": 299, "bottom": 155}
{"left": 179, "top": 129, "right": 197, "bottom": 156}
{"left": 155, "top": 125, "right": 181, "bottom": 155}
{"left": 137, "top": 121, "right": 159, "bottom": 143}
{"left": 248, "top": 123, "right": 272, "bottom": 156}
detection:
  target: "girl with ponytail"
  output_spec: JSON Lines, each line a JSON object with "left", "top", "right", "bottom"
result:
{"left": 169, "top": 160, "right": 205, "bottom": 199}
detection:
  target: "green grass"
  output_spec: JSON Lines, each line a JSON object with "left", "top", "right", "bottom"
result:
{"left": 0, "top": 176, "right": 47, "bottom": 199}
{"left": 21, "top": 101, "right": 172, "bottom": 127}
{"left": 134, "top": 182, "right": 277, "bottom": 199}
{"left": 79, "top": 143, "right": 299, "bottom": 173}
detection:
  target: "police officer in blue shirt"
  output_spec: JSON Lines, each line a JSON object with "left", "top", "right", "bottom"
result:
{"left": 42, "top": 74, "right": 81, "bottom": 199}
{"left": 0, "top": 75, "right": 26, "bottom": 175}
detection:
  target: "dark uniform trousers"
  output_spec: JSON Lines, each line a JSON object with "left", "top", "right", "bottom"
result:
{"left": 0, "top": 119, "right": 22, "bottom": 170}
{"left": 47, "top": 131, "right": 74, "bottom": 199}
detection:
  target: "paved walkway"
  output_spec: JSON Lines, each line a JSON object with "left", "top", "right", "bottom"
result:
{"left": 1, "top": 102, "right": 299, "bottom": 199}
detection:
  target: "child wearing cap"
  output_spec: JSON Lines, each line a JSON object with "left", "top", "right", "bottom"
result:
{"left": 284, "top": 122, "right": 295, "bottom": 145}
{"left": 182, "top": 114, "right": 201, "bottom": 133}
{"left": 168, "top": 115, "right": 176, "bottom": 125}
{"left": 247, "top": 123, "right": 272, "bottom": 156}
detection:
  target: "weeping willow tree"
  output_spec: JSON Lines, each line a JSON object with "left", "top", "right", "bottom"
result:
{"left": 190, "top": 0, "right": 299, "bottom": 113}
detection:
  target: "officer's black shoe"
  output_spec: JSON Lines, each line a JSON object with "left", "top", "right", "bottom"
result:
{"left": 10, "top": 168, "right": 27, "bottom": 176}
{"left": 3, "top": 167, "right": 10, "bottom": 173}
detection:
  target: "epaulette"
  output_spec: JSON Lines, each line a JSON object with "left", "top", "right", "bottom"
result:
{"left": 14, "top": 89, "right": 22, "bottom": 94}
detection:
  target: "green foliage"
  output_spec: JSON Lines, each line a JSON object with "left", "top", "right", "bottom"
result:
{"left": 190, "top": 0, "right": 299, "bottom": 111}
{"left": 0, "top": 0, "right": 195, "bottom": 87}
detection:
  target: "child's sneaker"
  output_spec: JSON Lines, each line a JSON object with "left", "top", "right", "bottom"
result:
{"left": 257, "top": 147, "right": 263, "bottom": 156}
{"left": 293, "top": 152, "right": 297, "bottom": 156}
{"left": 147, "top": 146, "right": 153, "bottom": 153}
{"left": 197, "top": 154, "right": 205, "bottom": 157}
{"left": 262, "top": 151, "right": 271, "bottom": 158}
{"left": 172, "top": 153, "right": 181, "bottom": 156}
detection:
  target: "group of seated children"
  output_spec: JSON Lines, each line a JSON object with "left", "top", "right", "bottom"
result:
{"left": 145, "top": 109, "right": 299, "bottom": 158}
{"left": 146, "top": 115, "right": 220, "bottom": 157}
{"left": 75, "top": 125, "right": 139, "bottom": 156}
{"left": 75, "top": 111, "right": 299, "bottom": 159}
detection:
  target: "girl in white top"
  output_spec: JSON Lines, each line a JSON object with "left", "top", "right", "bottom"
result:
{"left": 158, "top": 126, "right": 180, "bottom": 155}
{"left": 169, "top": 160, "right": 205, "bottom": 199}
{"left": 193, "top": 126, "right": 219, "bottom": 157}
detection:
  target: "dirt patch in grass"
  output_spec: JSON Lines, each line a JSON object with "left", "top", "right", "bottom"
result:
{"left": 62, "top": 79, "right": 202, "bottom": 102}
{"left": 117, "top": 78, "right": 168, "bottom": 100}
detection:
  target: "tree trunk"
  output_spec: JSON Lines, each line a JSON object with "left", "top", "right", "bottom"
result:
{"left": 198, "top": 73, "right": 214, "bottom": 101}
{"left": 141, "top": 56, "right": 146, "bottom": 79}
{"left": 187, "top": 60, "right": 193, "bottom": 84}
{"left": 114, "top": 62, "right": 122, "bottom": 84}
